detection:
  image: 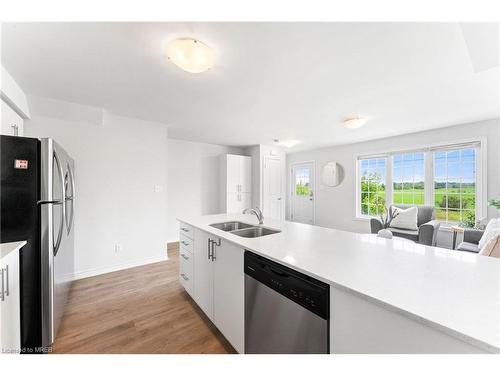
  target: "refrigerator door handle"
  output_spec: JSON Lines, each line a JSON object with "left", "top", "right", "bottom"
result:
{"left": 38, "top": 199, "right": 64, "bottom": 205}
{"left": 65, "top": 163, "right": 75, "bottom": 235}
{"left": 53, "top": 150, "right": 66, "bottom": 257}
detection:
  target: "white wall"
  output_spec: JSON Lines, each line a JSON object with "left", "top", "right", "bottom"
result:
{"left": 25, "top": 96, "right": 169, "bottom": 279}
{"left": 167, "top": 139, "right": 243, "bottom": 242}
{"left": 286, "top": 119, "right": 500, "bottom": 247}
{"left": 1, "top": 65, "right": 31, "bottom": 118}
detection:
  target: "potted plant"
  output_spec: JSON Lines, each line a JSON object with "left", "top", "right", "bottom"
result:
{"left": 489, "top": 196, "right": 500, "bottom": 212}
{"left": 377, "top": 206, "right": 399, "bottom": 239}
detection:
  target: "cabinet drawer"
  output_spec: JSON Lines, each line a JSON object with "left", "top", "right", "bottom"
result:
{"left": 179, "top": 222, "right": 194, "bottom": 240}
{"left": 179, "top": 234, "right": 193, "bottom": 253}
{"left": 179, "top": 248, "right": 193, "bottom": 296}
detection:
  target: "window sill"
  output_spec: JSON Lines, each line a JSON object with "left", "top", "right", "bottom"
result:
{"left": 354, "top": 215, "right": 375, "bottom": 222}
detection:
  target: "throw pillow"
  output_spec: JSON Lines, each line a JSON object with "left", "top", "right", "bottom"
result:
{"left": 478, "top": 218, "right": 500, "bottom": 250}
{"left": 389, "top": 206, "right": 418, "bottom": 231}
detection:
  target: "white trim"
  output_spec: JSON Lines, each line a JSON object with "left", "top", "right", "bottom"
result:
{"left": 355, "top": 155, "right": 388, "bottom": 219}
{"left": 290, "top": 160, "right": 316, "bottom": 224}
{"left": 71, "top": 254, "right": 168, "bottom": 281}
{"left": 354, "top": 136, "right": 487, "bottom": 223}
{"left": 354, "top": 136, "right": 486, "bottom": 161}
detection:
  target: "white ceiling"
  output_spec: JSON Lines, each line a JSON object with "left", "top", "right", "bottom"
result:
{"left": 1, "top": 22, "right": 498, "bottom": 152}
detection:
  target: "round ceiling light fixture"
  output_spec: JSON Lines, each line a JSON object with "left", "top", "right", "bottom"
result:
{"left": 166, "top": 38, "right": 215, "bottom": 73}
{"left": 342, "top": 116, "right": 369, "bottom": 129}
{"left": 274, "top": 139, "right": 300, "bottom": 148}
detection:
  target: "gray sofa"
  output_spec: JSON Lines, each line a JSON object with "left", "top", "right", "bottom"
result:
{"left": 456, "top": 228, "right": 484, "bottom": 253}
{"left": 370, "top": 204, "right": 441, "bottom": 246}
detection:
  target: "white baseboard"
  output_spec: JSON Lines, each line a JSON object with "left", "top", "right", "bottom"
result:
{"left": 72, "top": 254, "right": 168, "bottom": 281}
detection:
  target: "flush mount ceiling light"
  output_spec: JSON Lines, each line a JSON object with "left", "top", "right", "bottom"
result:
{"left": 274, "top": 139, "right": 300, "bottom": 148}
{"left": 342, "top": 116, "right": 369, "bottom": 129}
{"left": 166, "top": 38, "right": 215, "bottom": 73}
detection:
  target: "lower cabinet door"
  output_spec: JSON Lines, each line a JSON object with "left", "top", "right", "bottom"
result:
{"left": 193, "top": 229, "right": 214, "bottom": 321}
{"left": 0, "top": 250, "right": 21, "bottom": 353}
{"left": 213, "top": 240, "right": 245, "bottom": 353}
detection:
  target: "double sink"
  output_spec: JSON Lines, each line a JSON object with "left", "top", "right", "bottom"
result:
{"left": 209, "top": 221, "right": 281, "bottom": 238}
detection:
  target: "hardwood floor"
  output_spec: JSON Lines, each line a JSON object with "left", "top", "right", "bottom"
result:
{"left": 52, "top": 245, "right": 236, "bottom": 354}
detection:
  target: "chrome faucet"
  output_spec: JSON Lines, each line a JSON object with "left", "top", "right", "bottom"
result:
{"left": 243, "top": 207, "right": 264, "bottom": 225}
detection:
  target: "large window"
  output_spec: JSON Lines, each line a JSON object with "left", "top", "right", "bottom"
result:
{"left": 356, "top": 142, "right": 482, "bottom": 225}
{"left": 359, "top": 157, "right": 386, "bottom": 216}
{"left": 392, "top": 152, "right": 425, "bottom": 205}
{"left": 433, "top": 148, "right": 476, "bottom": 226}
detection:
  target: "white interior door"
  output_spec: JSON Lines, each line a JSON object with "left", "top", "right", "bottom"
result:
{"left": 291, "top": 162, "right": 315, "bottom": 224}
{"left": 263, "top": 157, "right": 282, "bottom": 220}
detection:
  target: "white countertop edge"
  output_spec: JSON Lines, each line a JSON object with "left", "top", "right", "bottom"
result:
{"left": 0, "top": 241, "right": 27, "bottom": 260}
{"left": 330, "top": 282, "right": 500, "bottom": 353}
{"left": 179, "top": 216, "right": 500, "bottom": 353}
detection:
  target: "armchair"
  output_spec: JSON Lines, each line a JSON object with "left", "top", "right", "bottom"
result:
{"left": 370, "top": 204, "right": 441, "bottom": 246}
{"left": 455, "top": 229, "right": 484, "bottom": 253}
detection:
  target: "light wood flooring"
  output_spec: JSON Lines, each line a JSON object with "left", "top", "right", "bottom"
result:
{"left": 51, "top": 245, "right": 235, "bottom": 354}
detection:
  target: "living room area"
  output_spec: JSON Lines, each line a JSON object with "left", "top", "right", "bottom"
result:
{"left": 286, "top": 116, "right": 500, "bottom": 257}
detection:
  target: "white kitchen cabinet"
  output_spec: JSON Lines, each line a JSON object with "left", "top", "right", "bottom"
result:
{"left": 220, "top": 154, "right": 252, "bottom": 213}
{"left": 239, "top": 156, "right": 252, "bottom": 193}
{"left": 184, "top": 228, "right": 245, "bottom": 353}
{"left": 179, "top": 237, "right": 194, "bottom": 298}
{"left": 193, "top": 229, "right": 214, "bottom": 321}
{"left": 213, "top": 239, "right": 244, "bottom": 353}
{"left": 1, "top": 99, "right": 24, "bottom": 137}
{"left": 0, "top": 245, "right": 22, "bottom": 354}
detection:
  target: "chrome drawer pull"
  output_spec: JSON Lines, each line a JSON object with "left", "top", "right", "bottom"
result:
{"left": 4, "top": 265, "right": 8, "bottom": 296}
{"left": 180, "top": 228, "right": 189, "bottom": 232}
{"left": 180, "top": 273, "right": 189, "bottom": 281}
{"left": 181, "top": 254, "right": 189, "bottom": 260}
{"left": 181, "top": 241, "right": 189, "bottom": 246}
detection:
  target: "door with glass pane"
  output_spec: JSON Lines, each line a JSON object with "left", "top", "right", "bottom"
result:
{"left": 291, "top": 162, "right": 314, "bottom": 224}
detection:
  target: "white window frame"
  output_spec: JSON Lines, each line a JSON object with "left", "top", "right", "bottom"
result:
{"left": 355, "top": 155, "right": 388, "bottom": 220}
{"left": 354, "top": 137, "right": 487, "bottom": 224}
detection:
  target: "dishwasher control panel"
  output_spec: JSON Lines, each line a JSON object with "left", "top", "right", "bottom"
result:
{"left": 244, "top": 251, "right": 329, "bottom": 319}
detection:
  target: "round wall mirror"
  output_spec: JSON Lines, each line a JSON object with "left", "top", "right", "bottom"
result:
{"left": 321, "top": 161, "right": 340, "bottom": 187}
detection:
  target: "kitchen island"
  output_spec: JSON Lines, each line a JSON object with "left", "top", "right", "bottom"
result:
{"left": 177, "top": 214, "right": 500, "bottom": 354}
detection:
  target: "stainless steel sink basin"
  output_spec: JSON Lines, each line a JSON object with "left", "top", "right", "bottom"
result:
{"left": 230, "top": 227, "right": 281, "bottom": 238}
{"left": 209, "top": 221, "right": 254, "bottom": 231}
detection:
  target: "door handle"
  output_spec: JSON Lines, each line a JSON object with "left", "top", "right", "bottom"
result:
{"left": 4, "top": 265, "right": 8, "bottom": 296}
{"left": 37, "top": 200, "right": 64, "bottom": 205}
{"left": 53, "top": 150, "right": 66, "bottom": 256}
{"left": 211, "top": 240, "right": 216, "bottom": 261}
{"left": 180, "top": 273, "right": 189, "bottom": 281}
{"left": 181, "top": 253, "right": 189, "bottom": 260}
{"left": 210, "top": 238, "right": 220, "bottom": 261}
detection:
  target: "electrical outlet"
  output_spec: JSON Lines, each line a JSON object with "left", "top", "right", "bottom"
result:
{"left": 114, "top": 244, "right": 122, "bottom": 253}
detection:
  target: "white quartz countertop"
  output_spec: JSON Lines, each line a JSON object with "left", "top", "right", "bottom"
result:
{"left": 178, "top": 214, "right": 500, "bottom": 353}
{"left": 0, "top": 241, "right": 27, "bottom": 260}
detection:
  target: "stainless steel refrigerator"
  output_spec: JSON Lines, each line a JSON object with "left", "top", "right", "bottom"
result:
{"left": 1, "top": 135, "right": 75, "bottom": 351}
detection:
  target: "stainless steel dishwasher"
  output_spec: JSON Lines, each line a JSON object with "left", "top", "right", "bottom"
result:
{"left": 244, "top": 251, "right": 330, "bottom": 354}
